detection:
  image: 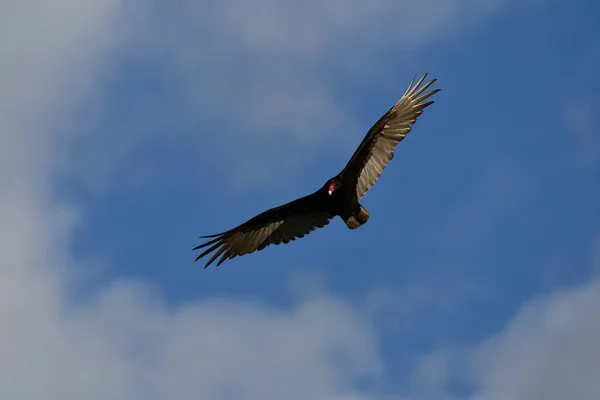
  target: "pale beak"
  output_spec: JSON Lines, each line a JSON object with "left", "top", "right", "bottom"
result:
{"left": 328, "top": 189, "right": 333, "bottom": 195}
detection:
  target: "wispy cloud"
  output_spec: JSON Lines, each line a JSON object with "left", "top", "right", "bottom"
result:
{"left": 563, "top": 98, "right": 600, "bottom": 170}
{"left": 63, "top": 0, "right": 514, "bottom": 190}
{"left": 439, "top": 165, "right": 520, "bottom": 245}
{"left": 366, "top": 274, "right": 486, "bottom": 336}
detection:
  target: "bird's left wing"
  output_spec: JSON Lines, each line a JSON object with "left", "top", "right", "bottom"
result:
{"left": 194, "top": 192, "right": 333, "bottom": 268}
{"left": 340, "top": 74, "right": 440, "bottom": 199}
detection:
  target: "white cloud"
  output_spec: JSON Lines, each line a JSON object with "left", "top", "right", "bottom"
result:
{"left": 0, "top": 0, "right": 118, "bottom": 190}
{"left": 468, "top": 276, "right": 600, "bottom": 400}
{"left": 406, "top": 271, "right": 600, "bottom": 400}
{"left": 1, "top": 275, "right": 383, "bottom": 399}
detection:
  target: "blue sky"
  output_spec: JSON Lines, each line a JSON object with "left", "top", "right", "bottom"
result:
{"left": 1, "top": 0, "right": 599, "bottom": 399}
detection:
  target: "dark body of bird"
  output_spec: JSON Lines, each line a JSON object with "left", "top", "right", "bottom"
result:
{"left": 194, "top": 73, "right": 440, "bottom": 268}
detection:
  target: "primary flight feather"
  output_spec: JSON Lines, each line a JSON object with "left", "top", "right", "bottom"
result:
{"left": 194, "top": 73, "right": 440, "bottom": 268}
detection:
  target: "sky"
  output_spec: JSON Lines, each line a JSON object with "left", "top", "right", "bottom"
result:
{"left": 1, "top": 0, "right": 599, "bottom": 399}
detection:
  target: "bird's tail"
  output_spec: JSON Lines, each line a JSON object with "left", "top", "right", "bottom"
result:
{"left": 343, "top": 204, "right": 370, "bottom": 229}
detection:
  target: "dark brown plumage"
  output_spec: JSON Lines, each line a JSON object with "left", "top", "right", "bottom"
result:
{"left": 194, "top": 73, "right": 440, "bottom": 268}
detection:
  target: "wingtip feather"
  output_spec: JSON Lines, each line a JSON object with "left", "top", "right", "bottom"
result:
{"left": 192, "top": 236, "right": 222, "bottom": 251}
{"left": 414, "top": 89, "right": 441, "bottom": 106}
{"left": 203, "top": 244, "right": 228, "bottom": 268}
{"left": 198, "top": 232, "right": 225, "bottom": 238}
{"left": 402, "top": 74, "right": 418, "bottom": 97}
{"left": 401, "top": 73, "right": 439, "bottom": 103}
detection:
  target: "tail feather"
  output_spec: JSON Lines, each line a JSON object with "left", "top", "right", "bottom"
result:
{"left": 343, "top": 205, "right": 370, "bottom": 229}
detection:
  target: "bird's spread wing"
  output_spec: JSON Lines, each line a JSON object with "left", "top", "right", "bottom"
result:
{"left": 341, "top": 73, "right": 440, "bottom": 199}
{"left": 193, "top": 193, "right": 333, "bottom": 268}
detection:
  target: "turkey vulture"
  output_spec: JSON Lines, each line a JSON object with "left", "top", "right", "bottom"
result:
{"left": 194, "top": 73, "right": 440, "bottom": 268}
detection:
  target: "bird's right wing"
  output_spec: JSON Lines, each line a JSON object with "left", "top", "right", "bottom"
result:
{"left": 194, "top": 192, "right": 334, "bottom": 268}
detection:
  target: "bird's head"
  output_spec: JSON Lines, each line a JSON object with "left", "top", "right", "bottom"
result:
{"left": 325, "top": 179, "right": 340, "bottom": 196}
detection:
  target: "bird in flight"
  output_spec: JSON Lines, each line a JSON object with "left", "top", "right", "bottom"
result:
{"left": 194, "top": 73, "right": 440, "bottom": 268}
